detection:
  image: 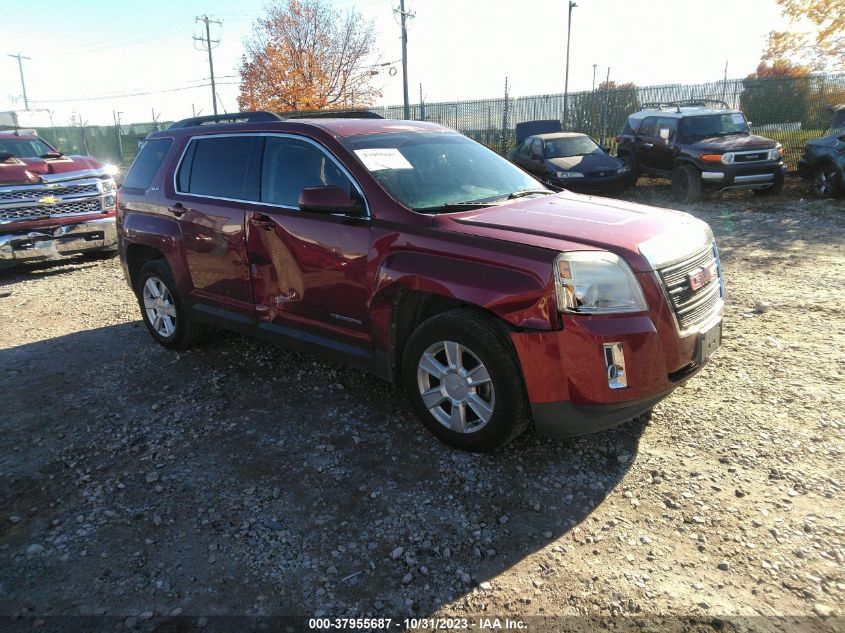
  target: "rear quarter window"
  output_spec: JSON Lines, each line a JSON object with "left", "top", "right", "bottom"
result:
{"left": 123, "top": 138, "right": 173, "bottom": 190}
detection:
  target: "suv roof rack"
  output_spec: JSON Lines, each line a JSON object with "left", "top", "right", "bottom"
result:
{"left": 168, "top": 111, "right": 284, "bottom": 129}
{"left": 640, "top": 99, "right": 730, "bottom": 113}
{"left": 284, "top": 110, "right": 384, "bottom": 120}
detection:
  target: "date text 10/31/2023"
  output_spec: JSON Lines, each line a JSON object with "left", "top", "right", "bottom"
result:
{"left": 307, "top": 617, "right": 528, "bottom": 630}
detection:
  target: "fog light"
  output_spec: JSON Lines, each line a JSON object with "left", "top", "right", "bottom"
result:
{"left": 603, "top": 342, "right": 627, "bottom": 389}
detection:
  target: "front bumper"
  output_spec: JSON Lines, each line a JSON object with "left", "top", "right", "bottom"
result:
{"left": 699, "top": 162, "right": 786, "bottom": 190}
{"left": 510, "top": 309, "right": 715, "bottom": 438}
{"left": 0, "top": 216, "right": 117, "bottom": 263}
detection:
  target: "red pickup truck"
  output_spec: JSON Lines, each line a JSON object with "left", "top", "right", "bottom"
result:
{"left": 0, "top": 130, "right": 118, "bottom": 266}
{"left": 117, "top": 112, "right": 724, "bottom": 451}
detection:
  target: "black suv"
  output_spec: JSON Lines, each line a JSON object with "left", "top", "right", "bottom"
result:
{"left": 616, "top": 100, "right": 786, "bottom": 203}
{"left": 797, "top": 104, "right": 845, "bottom": 199}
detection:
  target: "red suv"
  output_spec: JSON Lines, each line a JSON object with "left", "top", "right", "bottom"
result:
{"left": 117, "top": 112, "right": 724, "bottom": 451}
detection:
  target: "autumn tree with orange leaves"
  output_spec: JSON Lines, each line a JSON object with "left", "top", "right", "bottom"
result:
{"left": 238, "top": 0, "right": 380, "bottom": 112}
{"left": 762, "top": 0, "right": 844, "bottom": 70}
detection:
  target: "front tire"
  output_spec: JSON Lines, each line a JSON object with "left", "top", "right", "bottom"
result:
{"left": 402, "top": 309, "right": 530, "bottom": 452}
{"left": 810, "top": 163, "right": 841, "bottom": 199}
{"left": 136, "top": 259, "right": 205, "bottom": 350}
{"left": 671, "top": 165, "right": 702, "bottom": 203}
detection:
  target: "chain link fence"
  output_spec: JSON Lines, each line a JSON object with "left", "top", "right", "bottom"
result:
{"left": 29, "top": 72, "right": 845, "bottom": 170}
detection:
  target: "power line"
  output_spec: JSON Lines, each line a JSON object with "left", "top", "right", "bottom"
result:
{"left": 29, "top": 81, "right": 239, "bottom": 104}
{"left": 7, "top": 52, "right": 31, "bottom": 110}
{"left": 194, "top": 15, "right": 222, "bottom": 116}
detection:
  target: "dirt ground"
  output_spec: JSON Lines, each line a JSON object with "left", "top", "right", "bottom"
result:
{"left": 1, "top": 178, "right": 843, "bottom": 632}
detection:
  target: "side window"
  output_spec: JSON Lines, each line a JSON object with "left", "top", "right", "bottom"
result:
{"left": 638, "top": 117, "right": 658, "bottom": 137}
{"left": 656, "top": 117, "right": 676, "bottom": 141}
{"left": 178, "top": 136, "right": 256, "bottom": 199}
{"left": 530, "top": 138, "right": 543, "bottom": 157}
{"left": 261, "top": 136, "right": 353, "bottom": 208}
{"left": 123, "top": 138, "right": 173, "bottom": 190}
{"left": 517, "top": 140, "right": 532, "bottom": 156}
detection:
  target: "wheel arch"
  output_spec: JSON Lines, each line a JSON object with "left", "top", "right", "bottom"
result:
{"left": 122, "top": 212, "right": 190, "bottom": 294}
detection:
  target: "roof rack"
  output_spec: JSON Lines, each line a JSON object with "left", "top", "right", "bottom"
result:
{"left": 284, "top": 110, "right": 384, "bottom": 120}
{"left": 168, "top": 111, "right": 283, "bottom": 129}
{"left": 640, "top": 99, "right": 730, "bottom": 113}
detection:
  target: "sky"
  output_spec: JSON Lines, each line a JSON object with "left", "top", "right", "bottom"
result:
{"left": 1, "top": 0, "right": 787, "bottom": 126}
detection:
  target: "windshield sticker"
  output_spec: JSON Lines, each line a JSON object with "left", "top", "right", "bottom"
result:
{"left": 354, "top": 148, "right": 413, "bottom": 171}
{"left": 731, "top": 113, "right": 745, "bottom": 125}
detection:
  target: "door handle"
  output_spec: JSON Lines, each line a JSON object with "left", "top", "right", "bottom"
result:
{"left": 167, "top": 203, "right": 187, "bottom": 217}
{"left": 249, "top": 214, "right": 276, "bottom": 230}
{"left": 642, "top": 142, "right": 654, "bottom": 149}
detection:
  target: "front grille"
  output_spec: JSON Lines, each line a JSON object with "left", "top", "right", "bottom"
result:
{"left": 0, "top": 183, "right": 99, "bottom": 201}
{"left": 734, "top": 151, "right": 770, "bottom": 163}
{"left": 658, "top": 245, "right": 722, "bottom": 332}
{"left": 0, "top": 198, "right": 103, "bottom": 224}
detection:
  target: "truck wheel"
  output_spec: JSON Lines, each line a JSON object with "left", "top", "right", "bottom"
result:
{"left": 810, "top": 163, "right": 840, "bottom": 199}
{"left": 753, "top": 171, "right": 784, "bottom": 197}
{"left": 671, "top": 165, "right": 702, "bottom": 203}
{"left": 136, "top": 259, "right": 205, "bottom": 350}
{"left": 402, "top": 309, "right": 530, "bottom": 452}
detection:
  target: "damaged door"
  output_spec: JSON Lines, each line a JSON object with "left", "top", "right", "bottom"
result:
{"left": 245, "top": 135, "right": 371, "bottom": 355}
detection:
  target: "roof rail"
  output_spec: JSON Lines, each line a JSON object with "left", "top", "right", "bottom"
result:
{"left": 168, "top": 111, "right": 283, "bottom": 129}
{"left": 640, "top": 99, "right": 730, "bottom": 113}
{"left": 284, "top": 110, "right": 384, "bottom": 120}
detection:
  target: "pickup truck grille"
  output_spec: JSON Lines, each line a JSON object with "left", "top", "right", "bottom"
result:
{"left": 0, "top": 183, "right": 99, "bottom": 201}
{"left": 0, "top": 177, "right": 110, "bottom": 225}
{"left": 0, "top": 199, "right": 103, "bottom": 224}
{"left": 658, "top": 245, "right": 722, "bottom": 333}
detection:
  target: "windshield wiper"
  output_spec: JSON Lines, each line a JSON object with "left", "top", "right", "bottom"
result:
{"left": 504, "top": 189, "right": 552, "bottom": 200}
{"left": 413, "top": 201, "right": 500, "bottom": 213}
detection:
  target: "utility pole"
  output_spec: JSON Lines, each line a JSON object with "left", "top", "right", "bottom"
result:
{"left": 112, "top": 111, "right": 124, "bottom": 162}
{"left": 563, "top": 1, "right": 577, "bottom": 127}
{"left": 194, "top": 15, "right": 221, "bottom": 115}
{"left": 7, "top": 52, "right": 31, "bottom": 111}
{"left": 419, "top": 83, "right": 425, "bottom": 121}
{"left": 591, "top": 63, "right": 598, "bottom": 137}
{"left": 395, "top": 0, "right": 415, "bottom": 120}
{"left": 722, "top": 59, "right": 729, "bottom": 104}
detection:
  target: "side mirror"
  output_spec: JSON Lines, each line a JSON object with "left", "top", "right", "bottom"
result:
{"left": 299, "top": 186, "right": 363, "bottom": 215}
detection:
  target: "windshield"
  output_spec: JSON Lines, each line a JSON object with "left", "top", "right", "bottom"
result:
{"left": 342, "top": 131, "right": 544, "bottom": 211}
{"left": 543, "top": 135, "right": 601, "bottom": 158}
{"left": 0, "top": 137, "right": 54, "bottom": 158}
{"left": 679, "top": 113, "right": 749, "bottom": 142}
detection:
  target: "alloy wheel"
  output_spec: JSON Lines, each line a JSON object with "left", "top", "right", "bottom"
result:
{"left": 813, "top": 166, "right": 837, "bottom": 198}
{"left": 142, "top": 276, "right": 177, "bottom": 338}
{"left": 416, "top": 340, "right": 495, "bottom": 433}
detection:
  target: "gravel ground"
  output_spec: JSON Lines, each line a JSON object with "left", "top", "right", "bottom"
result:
{"left": 1, "top": 179, "right": 843, "bottom": 632}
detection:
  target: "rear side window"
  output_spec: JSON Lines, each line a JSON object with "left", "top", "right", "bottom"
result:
{"left": 178, "top": 136, "right": 256, "bottom": 199}
{"left": 261, "top": 137, "right": 353, "bottom": 208}
{"left": 638, "top": 117, "right": 658, "bottom": 137}
{"left": 123, "top": 138, "right": 173, "bottom": 190}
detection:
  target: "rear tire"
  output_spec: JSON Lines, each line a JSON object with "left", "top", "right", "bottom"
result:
{"left": 135, "top": 259, "right": 205, "bottom": 350}
{"left": 402, "top": 309, "right": 530, "bottom": 452}
{"left": 671, "top": 165, "right": 702, "bottom": 203}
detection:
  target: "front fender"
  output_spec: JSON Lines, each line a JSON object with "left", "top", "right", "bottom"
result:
{"left": 370, "top": 251, "right": 557, "bottom": 347}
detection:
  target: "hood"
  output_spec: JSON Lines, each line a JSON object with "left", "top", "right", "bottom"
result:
{"left": 433, "top": 191, "right": 713, "bottom": 273}
{"left": 0, "top": 155, "right": 105, "bottom": 186}
{"left": 690, "top": 133, "right": 775, "bottom": 152}
{"left": 546, "top": 153, "right": 624, "bottom": 172}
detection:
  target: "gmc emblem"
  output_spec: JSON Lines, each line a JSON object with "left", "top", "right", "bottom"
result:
{"left": 688, "top": 260, "right": 718, "bottom": 291}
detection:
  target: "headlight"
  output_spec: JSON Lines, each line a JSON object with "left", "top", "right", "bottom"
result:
{"left": 101, "top": 179, "right": 116, "bottom": 193}
{"left": 617, "top": 165, "right": 630, "bottom": 174}
{"left": 768, "top": 146, "right": 783, "bottom": 161}
{"left": 554, "top": 251, "right": 647, "bottom": 314}
{"left": 556, "top": 171, "right": 584, "bottom": 179}
{"left": 720, "top": 153, "right": 735, "bottom": 165}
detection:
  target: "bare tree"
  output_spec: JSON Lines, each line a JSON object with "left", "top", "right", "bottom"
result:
{"left": 238, "top": 0, "right": 380, "bottom": 112}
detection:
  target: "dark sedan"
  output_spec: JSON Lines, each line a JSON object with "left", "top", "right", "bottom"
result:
{"left": 507, "top": 133, "right": 635, "bottom": 193}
